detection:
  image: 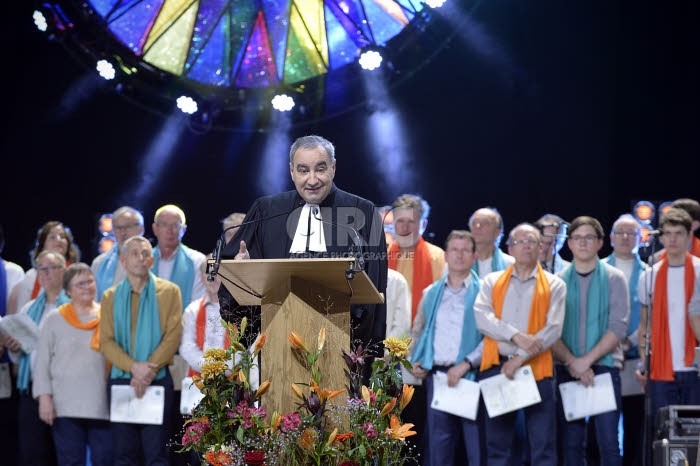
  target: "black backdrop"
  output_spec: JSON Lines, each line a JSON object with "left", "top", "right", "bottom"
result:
{"left": 1, "top": 0, "right": 698, "bottom": 270}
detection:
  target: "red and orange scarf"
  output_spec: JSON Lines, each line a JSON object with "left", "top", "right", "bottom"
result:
{"left": 480, "top": 264, "right": 553, "bottom": 380}
{"left": 650, "top": 252, "right": 697, "bottom": 381}
{"left": 188, "top": 297, "right": 231, "bottom": 378}
{"left": 58, "top": 302, "right": 100, "bottom": 350}
{"left": 388, "top": 237, "right": 434, "bottom": 324}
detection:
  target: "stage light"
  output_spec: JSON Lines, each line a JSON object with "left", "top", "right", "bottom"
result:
{"left": 271, "top": 94, "right": 295, "bottom": 112}
{"left": 633, "top": 200, "right": 655, "bottom": 224}
{"left": 96, "top": 59, "right": 116, "bottom": 80}
{"left": 99, "top": 237, "right": 115, "bottom": 254}
{"left": 425, "top": 0, "right": 447, "bottom": 8}
{"left": 33, "top": 10, "right": 48, "bottom": 32}
{"left": 659, "top": 201, "right": 673, "bottom": 216}
{"left": 176, "top": 96, "right": 198, "bottom": 114}
{"left": 98, "top": 214, "right": 113, "bottom": 235}
{"left": 359, "top": 50, "right": 383, "bottom": 71}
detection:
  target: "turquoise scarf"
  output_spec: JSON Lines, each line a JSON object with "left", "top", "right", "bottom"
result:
{"left": 110, "top": 273, "right": 165, "bottom": 380}
{"left": 561, "top": 260, "right": 612, "bottom": 367}
{"left": 471, "top": 247, "right": 507, "bottom": 277}
{"left": 152, "top": 244, "right": 193, "bottom": 310}
{"left": 17, "top": 290, "right": 70, "bottom": 393}
{"left": 95, "top": 244, "right": 120, "bottom": 302}
{"left": 411, "top": 270, "right": 482, "bottom": 381}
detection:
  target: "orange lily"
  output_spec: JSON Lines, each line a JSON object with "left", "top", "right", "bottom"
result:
{"left": 291, "top": 383, "right": 305, "bottom": 400}
{"left": 300, "top": 428, "right": 317, "bottom": 451}
{"left": 379, "top": 397, "right": 397, "bottom": 418}
{"left": 385, "top": 414, "right": 417, "bottom": 441}
{"left": 399, "top": 384, "right": 414, "bottom": 410}
{"left": 288, "top": 330, "right": 310, "bottom": 353}
{"left": 310, "top": 380, "right": 344, "bottom": 403}
{"left": 253, "top": 333, "right": 267, "bottom": 355}
{"left": 256, "top": 380, "right": 271, "bottom": 397}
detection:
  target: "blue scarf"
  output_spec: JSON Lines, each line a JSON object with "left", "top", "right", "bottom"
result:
{"left": 110, "top": 273, "right": 165, "bottom": 380}
{"left": 411, "top": 270, "right": 482, "bottom": 381}
{"left": 95, "top": 245, "right": 120, "bottom": 302}
{"left": 561, "top": 260, "right": 613, "bottom": 367}
{"left": 605, "top": 253, "right": 644, "bottom": 358}
{"left": 17, "top": 290, "right": 70, "bottom": 393}
{"left": 152, "top": 244, "right": 193, "bottom": 310}
{"left": 471, "top": 247, "right": 507, "bottom": 278}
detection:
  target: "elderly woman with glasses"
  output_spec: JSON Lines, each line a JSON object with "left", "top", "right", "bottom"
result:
{"left": 32, "top": 262, "right": 112, "bottom": 466}
{"left": 7, "top": 221, "right": 81, "bottom": 316}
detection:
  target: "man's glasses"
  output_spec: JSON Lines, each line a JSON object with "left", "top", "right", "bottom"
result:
{"left": 612, "top": 231, "right": 638, "bottom": 238}
{"left": 510, "top": 239, "right": 539, "bottom": 247}
{"left": 37, "top": 265, "right": 62, "bottom": 274}
{"left": 114, "top": 223, "right": 140, "bottom": 232}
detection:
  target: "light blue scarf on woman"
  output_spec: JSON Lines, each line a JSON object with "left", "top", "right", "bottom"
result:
{"left": 110, "top": 273, "right": 165, "bottom": 380}
{"left": 605, "top": 253, "right": 643, "bottom": 339}
{"left": 17, "top": 290, "right": 70, "bottom": 393}
{"left": 152, "top": 244, "right": 193, "bottom": 310}
{"left": 561, "top": 260, "right": 613, "bottom": 367}
{"left": 95, "top": 244, "right": 120, "bottom": 301}
{"left": 411, "top": 270, "right": 482, "bottom": 381}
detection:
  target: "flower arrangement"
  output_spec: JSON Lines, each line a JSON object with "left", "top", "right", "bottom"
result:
{"left": 180, "top": 317, "right": 417, "bottom": 466}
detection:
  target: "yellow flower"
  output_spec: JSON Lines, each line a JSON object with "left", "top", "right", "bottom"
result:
{"left": 291, "top": 383, "right": 304, "bottom": 400}
{"left": 203, "top": 348, "right": 227, "bottom": 361}
{"left": 385, "top": 414, "right": 416, "bottom": 441}
{"left": 399, "top": 384, "right": 414, "bottom": 411}
{"left": 361, "top": 385, "right": 371, "bottom": 404}
{"left": 200, "top": 360, "right": 227, "bottom": 379}
{"left": 325, "top": 427, "right": 338, "bottom": 448}
{"left": 317, "top": 328, "right": 326, "bottom": 352}
{"left": 288, "top": 330, "right": 310, "bottom": 353}
{"left": 383, "top": 336, "right": 411, "bottom": 359}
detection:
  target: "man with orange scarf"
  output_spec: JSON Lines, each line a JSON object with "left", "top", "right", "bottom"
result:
{"left": 387, "top": 193, "right": 444, "bottom": 466}
{"left": 652, "top": 198, "right": 700, "bottom": 264}
{"left": 636, "top": 208, "right": 700, "bottom": 427}
{"left": 474, "top": 223, "right": 566, "bottom": 466}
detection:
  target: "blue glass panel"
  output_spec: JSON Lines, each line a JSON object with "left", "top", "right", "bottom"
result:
{"left": 87, "top": 0, "right": 121, "bottom": 18}
{"left": 361, "top": 0, "right": 404, "bottom": 45}
{"left": 326, "top": 0, "right": 372, "bottom": 43}
{"left": 394, "top": 0, "right": 423, "bottom": 17}
{"left": 186, "top": 13, "right": 230, "bottom": 86}
{"left": 106, "top": 0, "right": 164, "bottom": 55}
{"left": 184, "top": 0, "right": 229, "bottom": 77}
{"left": 324, "top": 5, "right": 360, "bottom": 69}
{"left": 325, "top": 0, "right": 370, "bottom": 49}
{"left": 227, "top": 4, "right": 258, "bottom": 85}
{"left": 235, "top": 13, "right": 278, "bottom": 88}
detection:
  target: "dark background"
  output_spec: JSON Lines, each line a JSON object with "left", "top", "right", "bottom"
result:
{"left": 1, "top": 0, "right": 698, "bottom": 270}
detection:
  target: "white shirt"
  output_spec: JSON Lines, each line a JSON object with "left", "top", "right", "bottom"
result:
{"left": 477, "top": 252, "right": 516, "bottom": 277}
{"left": 386, "top": 269, "right": 411, "bottom": 339}
{"left": 156, "top": 245, "right": 207, "bottom": 304}
{"left": 3, "top": 259, "right": 24, "bottom": 304}
{"left": 179, "top": 296, "right": 227, "bottom": 373}
{"left": 289, "top": 204, "right": 326, "bottom": 253}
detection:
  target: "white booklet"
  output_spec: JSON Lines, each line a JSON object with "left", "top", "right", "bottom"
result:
{"left": 478, "top": 365, "right": 542, "bottom": 418}
{"left": 0, "top": 314, "right": 39, "bottom": 353}
{"left": 558, "top": 371, "right": 617, "bottom": 421}
{"left": 180, "top": 377, "right": 206, "bottom": 415}
{"left": 430, "top": 371, "right": 480, "bottom": 420}
{"left": 110, "top": 385, "right": 165, "bottom": 425}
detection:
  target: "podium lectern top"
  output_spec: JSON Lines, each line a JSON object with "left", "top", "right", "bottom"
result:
{"left": 218, "top": 258, "right": 384, "bottom": 306}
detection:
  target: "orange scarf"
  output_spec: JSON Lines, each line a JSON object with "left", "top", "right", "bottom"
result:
{"left": 480, "top": 264, "right": 553, "bottom": 380}
{"left": 58, "top": 302, "right": 100, "bottom": 350}
{"left": 650, "top": 253, "right": 696, "bottom": 381}
{"left": 188, "top": 298, "right": 231, "bottom": 378}
{"left": 388, "top": 237, "right": 434, "bottom": 323}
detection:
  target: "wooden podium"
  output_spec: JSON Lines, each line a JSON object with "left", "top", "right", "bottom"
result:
{"left": 218, "top": 258, "right": 384, "bottom": 417}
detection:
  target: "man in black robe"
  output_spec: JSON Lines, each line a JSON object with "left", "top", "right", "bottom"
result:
{"left": 218, "top": 135, "right": 388, "bottom": 360}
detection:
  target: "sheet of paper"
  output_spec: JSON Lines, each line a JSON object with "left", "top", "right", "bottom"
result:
{"left": 430, "top": 371, "right": 480, "bottom": 420}
{"left": 401, "top": 366, "right": 423, "bottom": 386}
{"left": 0, "top": 314, "right": 39, "bottom": 353}
{"left": 478, "top": 365, "right": 542, "bottom": 418}
{"left": 620, "top": 358, "right": 644, "bottom": 397}
{"left": 110, "top": 385, "right": 165, "bottom": 425}
{"left": 180, "top": 377, "right": 206, "bottom": 415}
{"left": 558, "top": 372, "right": 617, "bottom": 421}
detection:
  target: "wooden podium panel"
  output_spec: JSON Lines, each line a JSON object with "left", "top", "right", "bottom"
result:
{"left": 218, "top": 258, "right": 383, "bottom": 306}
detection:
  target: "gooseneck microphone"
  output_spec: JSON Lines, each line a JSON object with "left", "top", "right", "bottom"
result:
{"left": 311, "top": 207, "right": 365, "bottom": 279}
{"left": 207, "top": 206, "right": 301, "bottom": 281}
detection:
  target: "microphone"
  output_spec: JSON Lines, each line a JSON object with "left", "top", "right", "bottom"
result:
{"left": 311, "top": 207, "right": 366, "bottom": 278}
{"left": 207, "top": 204, "right": 302, "bottom": 281}
{"left": 647, "top": 229, "right": 662, "bottom": 237}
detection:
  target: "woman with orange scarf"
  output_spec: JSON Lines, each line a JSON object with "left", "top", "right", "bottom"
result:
{"left": 32, "top": 263, "right": 112, "bottom": 466}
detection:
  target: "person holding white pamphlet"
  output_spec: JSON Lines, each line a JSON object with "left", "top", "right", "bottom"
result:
{"left": 410, "top": 230, "right": 484, "bottom": 466}
{"left": 552, "top": 216, "right": 630, "bottom": 466}
{"left": 474, "top": 223, "right": 566, "bottom": 466}
{"left": 99, "top": 235, "right": 182, "bottom": 466}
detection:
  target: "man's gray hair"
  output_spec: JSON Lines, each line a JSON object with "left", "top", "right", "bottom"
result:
{"left": 289, "top": 135, "right": 336, "bottom": 164}
{"left": 113, "top": 206, "right": 144, "bottom": 226}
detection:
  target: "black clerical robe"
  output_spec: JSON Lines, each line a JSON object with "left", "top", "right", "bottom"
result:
{"left": 219, "top": 184, "right": 388, "bottom": 355}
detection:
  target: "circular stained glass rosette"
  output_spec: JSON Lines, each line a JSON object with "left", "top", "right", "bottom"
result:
{"left": 89, "top": 0, "right": 424, "bottom": 89}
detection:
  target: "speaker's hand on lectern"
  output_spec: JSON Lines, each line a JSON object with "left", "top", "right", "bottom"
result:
{"left": 235, "top": 240, "right": 250, "bottom": 261}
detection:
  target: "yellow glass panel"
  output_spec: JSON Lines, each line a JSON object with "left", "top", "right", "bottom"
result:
{"left": 143, "top": 0, "right": 198, "bottom": 75}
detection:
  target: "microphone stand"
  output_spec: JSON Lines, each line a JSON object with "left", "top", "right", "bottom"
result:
{"left": 311, "top": 208, "right": 365, "bottom": 280}
{"left": 641, "top": 235, "right": 659, "bottom": 466}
